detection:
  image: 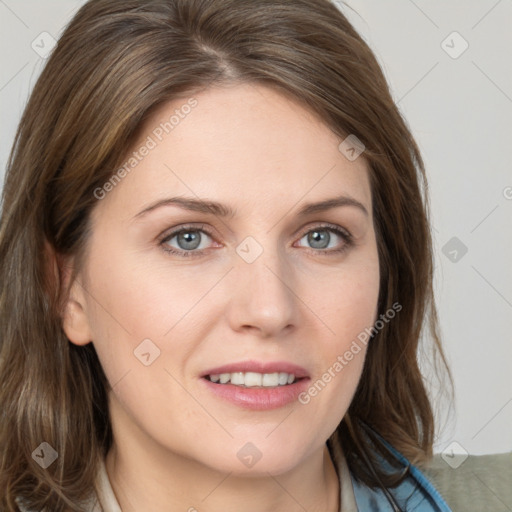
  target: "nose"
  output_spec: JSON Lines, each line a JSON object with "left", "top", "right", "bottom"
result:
{"left": 226, "top": 249, "right": 298, "bottom": 338}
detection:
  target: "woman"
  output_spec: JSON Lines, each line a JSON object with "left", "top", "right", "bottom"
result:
{"left": 0, "top": 0, "right": 451, "bottom": 510}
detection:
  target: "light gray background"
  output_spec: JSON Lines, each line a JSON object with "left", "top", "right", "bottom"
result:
{"left": 1, "top": 0, "right": 511, "bottom": 456}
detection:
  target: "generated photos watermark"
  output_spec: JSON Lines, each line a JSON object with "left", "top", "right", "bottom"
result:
{"left": 93, "top": 97, "right": 198, "bottom": 200}
{"left": 298, "top": 301, "right": 402, "bottom": 404}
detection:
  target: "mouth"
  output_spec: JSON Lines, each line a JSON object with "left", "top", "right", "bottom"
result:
{"left": 201, "top": 360, "right": 309, "bottom": 386}
{"left": 200, "top": 361, "right": 310, "bottom": 410}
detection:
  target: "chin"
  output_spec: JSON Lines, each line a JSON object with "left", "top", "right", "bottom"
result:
{"left": 196, "top": 439, "right": 312, "bottom": 477}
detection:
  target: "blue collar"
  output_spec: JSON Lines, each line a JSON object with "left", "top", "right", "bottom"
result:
{"left": 349, "top": 439, "right": 452, "bottom": 511}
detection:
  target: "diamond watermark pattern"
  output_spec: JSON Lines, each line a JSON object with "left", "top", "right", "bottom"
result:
{"left": 134, "top": 338, "right": 161, "bottom": 366}
{"left": 441, "top": 441, "right": 469, "bottom": 469}
{"left": 31, "top": 32, "right": 57, "bottom": 59}
{"left": 338, "top": 134, "right": 365, "bottom": 161}
{"left": 236, "top": 236, "right": 263, "bottom": 263}
{"left": 237, "top": 442, "right": 263, "bottom": 468}
{"left": 32, "top": 442, "right": 58, "bottom": 469}
{"left": 441, "top": 31, "right": 469, "bottom": 59}
{"left": 442, "top": 236, "right": 468, "bottom": 263}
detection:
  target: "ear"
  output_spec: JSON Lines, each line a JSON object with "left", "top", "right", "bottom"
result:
{"left": 62, "top": 281, "right": 93, "bottom": 346}
{"left": 58, "top": 251, "right": 93, "bottom": 347}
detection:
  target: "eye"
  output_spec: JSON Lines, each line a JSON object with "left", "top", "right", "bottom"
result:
{"left": 159, "top": 224, "right": 352, "bottom": 257}
{"left": 296, "top": 225, "right": 352, "bottom": 253}
{"left": 160, "top": 226, "right": 216, "bottom": 256}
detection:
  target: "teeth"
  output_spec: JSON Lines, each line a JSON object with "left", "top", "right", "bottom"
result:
{"left": 207, "top": 371, "right": 296, "bottom": 387}
{"left": 244, "top": 372, "right": 262, "bottom": 387}
{"left": 231, "top": 372, "right": 245, "bottom": 385}
{"left": 262, "top": 373, "right": 279, "bottom": 386}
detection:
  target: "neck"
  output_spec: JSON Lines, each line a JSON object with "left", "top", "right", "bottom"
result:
{"left": 105, "top": 433, "right": 340, "bottom": 512}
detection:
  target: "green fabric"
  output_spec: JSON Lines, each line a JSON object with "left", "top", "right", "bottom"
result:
{"left": 425, "top": 453, "right": 512, "bottom": 512}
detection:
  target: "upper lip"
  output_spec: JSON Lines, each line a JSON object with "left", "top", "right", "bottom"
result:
{"left": 201, "top": 360, "right": 309, "bottom": 379}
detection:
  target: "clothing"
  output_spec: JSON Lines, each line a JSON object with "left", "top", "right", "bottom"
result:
{"left": 347, "top": 446, "right": 453, "bottom": 511}
{"left": 17, "top": 441, "right": 451, "bottom": 511}
{"left": 330, "top": 432, "right": 452, "bottom": 511}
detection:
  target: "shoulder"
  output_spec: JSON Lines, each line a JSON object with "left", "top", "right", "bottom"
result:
{"left": 350, "top": 440, "right": 452, "bottom": 512}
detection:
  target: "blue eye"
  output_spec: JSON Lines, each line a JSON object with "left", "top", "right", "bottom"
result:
{"left": 161, "top": 227, "right": 214, "bottom": 255}
{"left": 159, "top": 223, "right": 352, "bottom": 258}
{"left": 173, "top": 230, "right": 204, "bottom": 250}
{"left": 296, "top": 226, "right": 352, "bottom": 253}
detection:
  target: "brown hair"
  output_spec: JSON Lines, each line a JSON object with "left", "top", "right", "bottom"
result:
{"left": 0, "top": 0, "right": 450, "bottom": 509}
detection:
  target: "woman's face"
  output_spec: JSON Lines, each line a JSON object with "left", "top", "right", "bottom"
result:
{"left": 64, "top": 83, "right": 380, "bottom": 475}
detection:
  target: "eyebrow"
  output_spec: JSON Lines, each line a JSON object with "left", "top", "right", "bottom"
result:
{"left": 297, "top": 196, "right": 368, "bottom": 217}
{"left": 132, "top": 195, "right": 369, "bottom": 220}
{"left": 133, "top": 197, "right": 234, "bottom": 219}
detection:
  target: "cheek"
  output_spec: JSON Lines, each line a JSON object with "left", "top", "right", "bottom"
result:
{"left": 311, "top": 252, "right": 380, "bottom": 347}
{"left": 298, "top": 252, "right": 379, "bottom": 423}
{"left": 80, "top": 244, "right": 228, "bottom": 393}
{"left": 86, "top": 248, "right": 227, "bottom": 337}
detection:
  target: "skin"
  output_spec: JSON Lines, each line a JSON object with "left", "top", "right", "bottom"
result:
{"left": 63, "top": 83, "right": 380, "bottom": 512}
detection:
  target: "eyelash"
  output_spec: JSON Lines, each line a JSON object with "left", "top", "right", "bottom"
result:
{"left": 159, "top": 223, "right": 354, "bottom": 258}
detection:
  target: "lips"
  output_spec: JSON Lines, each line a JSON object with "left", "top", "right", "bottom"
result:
{"left": 200, "top": 360, "right": 310, "bottom": 410}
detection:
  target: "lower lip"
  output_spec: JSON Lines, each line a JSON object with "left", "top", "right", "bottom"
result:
{"left": 201, "top": 377, "right": 310, "bottom": 411}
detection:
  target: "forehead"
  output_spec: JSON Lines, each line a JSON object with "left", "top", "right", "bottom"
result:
{"left": 94, "top": 83, "right": 372, "bottom": 221}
